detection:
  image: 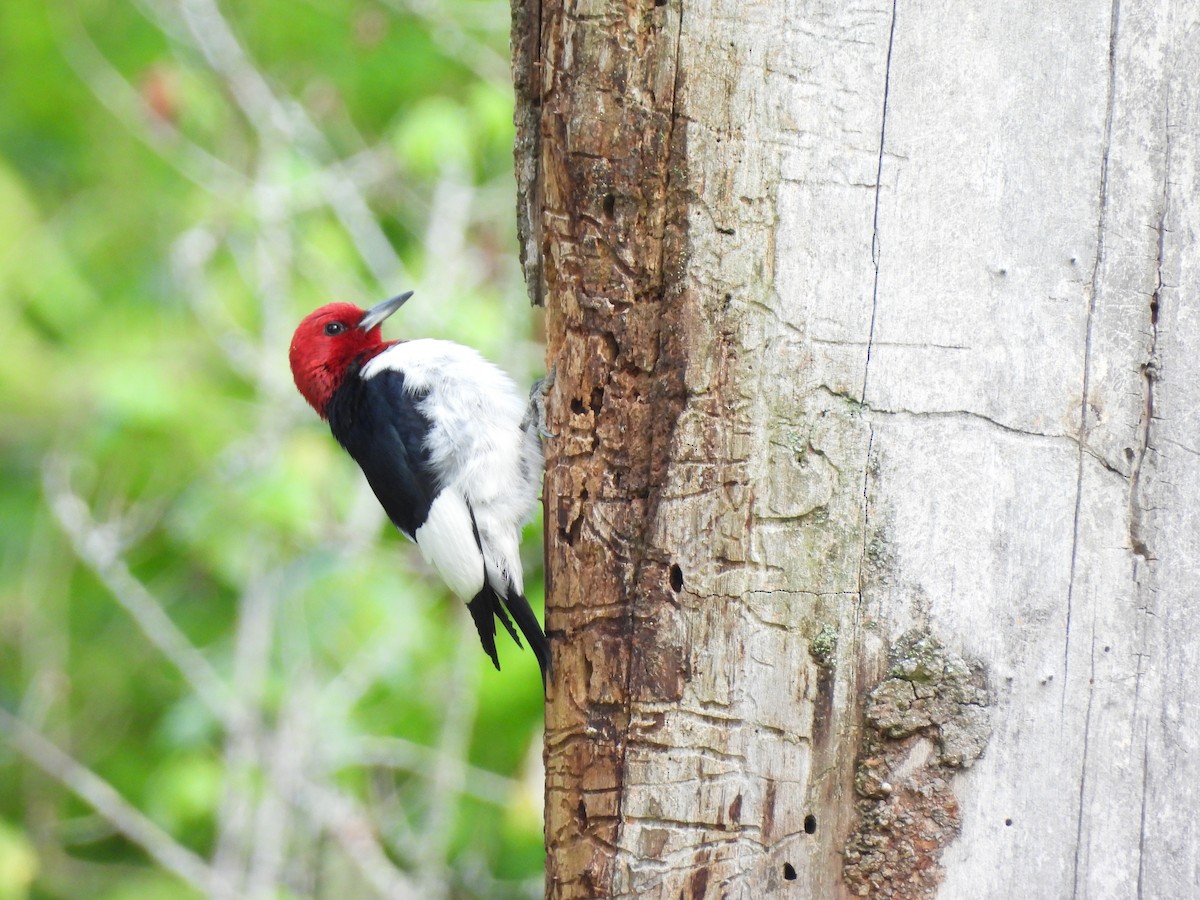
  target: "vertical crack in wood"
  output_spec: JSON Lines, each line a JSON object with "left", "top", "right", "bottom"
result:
{"left": 1129, "top": 94, "right": 1168, "bottom": 565}
{"left": 861, "top": 0, "right": 898, "bottom": 405}
{"left": 1067, "top": 4, "right": 1120, "bottom": 894}
{"left": 1135, "top": 725, "right": 1151, "bottom": 898}
{"left": 1063, "top": 0, "right": 1120, "bottom": 696}
{"left": 1129, "top": 42, "right": 1172, "bottom": 900}
{"left": 1071, "top": 614, "right": 1100, "bottom": 898}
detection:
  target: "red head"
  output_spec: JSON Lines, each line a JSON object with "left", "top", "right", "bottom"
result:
{"left": 288, "top": 292, "right": 413, "bottom": 418}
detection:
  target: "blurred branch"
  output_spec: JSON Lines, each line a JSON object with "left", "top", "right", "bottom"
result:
{"left": 335, "top": 735, "right": 519, "bottom": 807}
{"left": 414, "top": 614, "right": 479, "bottom": 896}
{"left": 0, "top": 707, "right": 235, "bottom": 898}
{"left": 377, "top": 0, "right": 510, "bottom": 83}
{"left": 172, "top": 227, "right": 262, "bottom": 382}
{"left": 245, "top": 705, "right": 304, "bottom": 898}
{"left": 49, "top": 4, "right": 246, "bottom": 196}
{"left": 42, "top": 459, "right": 236, "bottom": 722}
{"left": 297, "top": 783, "right": 421, "bottom": 899}
{"left": 249, "top": 175, "right": 297, "bottom": 404}
{"left": 171, "top": 0, "right": 412, "bottom": 290}
{"left": 319, "top": 602, "right": 419, "bottom": 714}
{"left": 211, "top": 568, "right": 283, "bottom": 896}
{"left": 421, "top": 164, "right": 475, "bottom": 301}
{"left": 18, "top": 512, "right": 72, "bottom": 733}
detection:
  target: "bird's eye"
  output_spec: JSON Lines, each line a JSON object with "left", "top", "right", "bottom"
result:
{"left": 324, "top": 322, "right": 346, "bottom": 336}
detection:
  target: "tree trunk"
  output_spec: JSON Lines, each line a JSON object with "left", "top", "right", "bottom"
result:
{"left": 513, "top": 1, "right": 1200, "bottom": 897}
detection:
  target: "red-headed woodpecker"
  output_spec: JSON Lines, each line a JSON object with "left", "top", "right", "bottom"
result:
{"left": 289, "top": 292, "right": 550, "bottom": 685}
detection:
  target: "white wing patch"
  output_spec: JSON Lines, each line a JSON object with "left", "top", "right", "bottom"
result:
{"left": 414, "top": 490, "right": 485, "bottom": 600}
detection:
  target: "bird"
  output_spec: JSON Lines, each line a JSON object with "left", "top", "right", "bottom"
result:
{"left": 288, "top": 291, "right": 551, "bottom": 685}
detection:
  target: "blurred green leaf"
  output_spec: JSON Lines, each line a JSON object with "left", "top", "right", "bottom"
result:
{"left": 0, "top": 819, "right": 37, "bottom": 900}
{"left": 391, "top": 96, "right": 474, "bottom": 176}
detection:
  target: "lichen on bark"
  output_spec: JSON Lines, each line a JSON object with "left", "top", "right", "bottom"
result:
{"left": 843, "top": 631, "right": 991, "bottom": 898}
{"left": 809, "top": 624, "right": 839, "bottom": 670}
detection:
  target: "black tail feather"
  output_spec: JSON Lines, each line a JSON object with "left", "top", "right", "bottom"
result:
{"left": 502, "top": 582, "right": 551, "bottom": 689}
{"left": 466, "top": 587, "right": 502, "bottom": 671}
{"left": 465, "top": 582, "right": 551, "bottom": 688}
{"left": 492, "top": 596, "right": 522, "bottom": 648}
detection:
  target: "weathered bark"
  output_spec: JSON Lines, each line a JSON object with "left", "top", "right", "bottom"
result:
{"left": 515, "top": 0, "right": 1200, "bottom": 897}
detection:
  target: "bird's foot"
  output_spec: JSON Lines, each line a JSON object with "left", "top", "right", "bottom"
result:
{"left": 524, "top": 366, "right": 556, "bottom": 439}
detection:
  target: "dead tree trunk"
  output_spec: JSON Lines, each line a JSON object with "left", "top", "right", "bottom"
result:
{"left": 513, "top": 1, "right": 1200, "bottom": 897}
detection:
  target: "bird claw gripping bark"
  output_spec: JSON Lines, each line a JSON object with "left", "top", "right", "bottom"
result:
{"left": 523, "top": 365, "right": 556, "bottom": 440}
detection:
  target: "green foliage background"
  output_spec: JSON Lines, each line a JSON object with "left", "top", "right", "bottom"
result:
{"left": 0, "top": 0, "right": 546, "bottom": 897}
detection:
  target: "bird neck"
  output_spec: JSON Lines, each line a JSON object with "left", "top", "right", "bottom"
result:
{"left": 294, "top": 341, "right": 397, "bottom": 419}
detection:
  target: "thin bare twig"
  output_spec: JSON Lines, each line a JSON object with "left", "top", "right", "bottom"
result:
{"left": 171, "top": 226, "right": 262, "bottom": 382}
{"left": 42, "top": 460, "right": 235, "bottom": 722}
{"left": 211, "top": 568, "right": 284, "bottom": 894}
{"left": 48, "top": 4, "right": 245, "bottom": 196}
{"left": 318, "top": 603, "right": 422, "bottom": 715}
{"left": 297, "top": 783, "right": 421, "bottom": 899}
{"left": 377, "top": 0, "right": 510, "bottom": 82}
{"left": 172, "top": 0, "right": 412, "bottom": 290}
{"left": 245, "top": 705, "right": 303, "bottom": 898}
{"left": 0, "top": 708, "right": 235, "bottom": 897}
{"left": 414, "top": 612, "right": 479, "bottom": 897}
{"left": 334, "top": 735, "right": 519, "bottom": 807}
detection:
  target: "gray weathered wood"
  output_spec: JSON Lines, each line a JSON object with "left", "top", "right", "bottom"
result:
{"left": 522, "top": 0, "right": 1199, "bottom": 896}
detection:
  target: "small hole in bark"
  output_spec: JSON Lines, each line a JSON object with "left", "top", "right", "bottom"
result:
{"left": 577, "top": 799, "right": 588, "bottom": 825}
{"left": 570, "top": 397, "right": 586, "bottom": 415}
{"left": 560, "top": 493, "right": 585, "bottom": 545}
{"left": 804, "top": 814, "right": 817, "bottom": 834}
{"left": 782, "top": 862, "right": 797, "bottom": 881}
{"left": 655, "top": 0, "right": 668, "bottom": 6}
{"left": 1103, "top": 645, "right": 1110, "bottom": 653}
{"left": 602, "top": 193, "right": 616, "bottom": 218}
{"left": 1123, "top": 447, "right": 1135, "bottom": 462}
{"left": 1005, "top": 818, "right": 1013, "bottom": 827}
{"left": 669, "top": 564, "right": 683, "bottom": 593}
{"left": 590, "top": 386, "right": 604, "bottom": 413}
{"left": 563, "top": 515, "right": 583, "bottom": 546}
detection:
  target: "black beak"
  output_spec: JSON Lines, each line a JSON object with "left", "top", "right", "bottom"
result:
{"left": 358, "top": 291, "right": 414, "bottom": 331}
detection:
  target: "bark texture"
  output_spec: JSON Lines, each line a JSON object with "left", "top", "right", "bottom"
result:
{"left": 515, "top": 0, "right": 1200, "bottom": 897}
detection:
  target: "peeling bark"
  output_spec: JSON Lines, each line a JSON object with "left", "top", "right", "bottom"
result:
{"left": 521, "top": 1, "right": 690, "bottom": 896}
{"left": 843, "top": 633, "right": 991, "bottom": 898}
